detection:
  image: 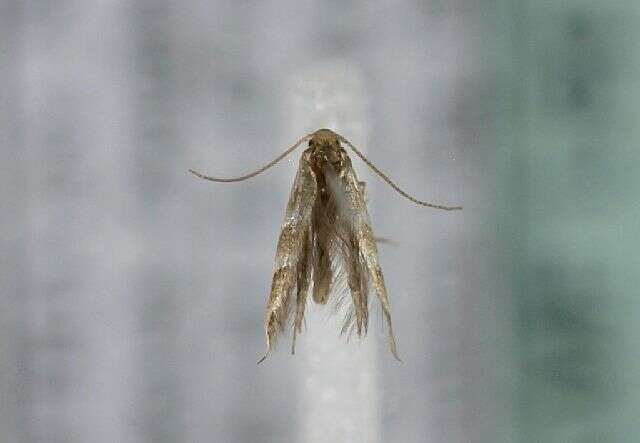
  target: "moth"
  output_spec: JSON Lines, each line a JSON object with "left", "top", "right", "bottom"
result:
{"left": 190, "top": 129, "right": 461, "bottom": 363}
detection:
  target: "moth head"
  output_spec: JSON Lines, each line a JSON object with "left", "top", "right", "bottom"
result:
{"left": 309, "top": 128, "right": 341, "bottom": 148}
{"left": 309, "top": 128, "right": 342, "bottom": 163}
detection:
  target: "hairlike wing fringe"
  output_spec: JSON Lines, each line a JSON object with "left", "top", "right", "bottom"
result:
{"left": 320, "top": 163, "right": 370, "bottom": 339}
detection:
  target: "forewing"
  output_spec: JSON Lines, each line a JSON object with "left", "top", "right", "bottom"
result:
{"left": 336, "top": 153, "right": 401, "bottom": 361}
{"left": 259, "top": 151, "right": 316, "bottom": 363}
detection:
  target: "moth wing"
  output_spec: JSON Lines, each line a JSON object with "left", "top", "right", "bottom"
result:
{"left": 338, "top": 154, "right": 401, "bottom": 361}
{"left": 259, "top": 151, "right": 316, "bottom": 363}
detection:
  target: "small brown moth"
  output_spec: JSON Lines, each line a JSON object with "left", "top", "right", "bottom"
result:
{"left": 190, "top": 129, "right": 461, "bottom": 363}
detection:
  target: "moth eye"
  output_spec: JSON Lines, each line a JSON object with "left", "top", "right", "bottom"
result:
{"left": 308, "top": 139, "right": 315, "bottom": 147}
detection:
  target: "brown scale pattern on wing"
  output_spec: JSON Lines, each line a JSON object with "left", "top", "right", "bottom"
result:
{"left": 260, "top": 133, "right": 400, "bottom": 362}
{"left": 259, "top": 152, "right": 316, "bottom": 363}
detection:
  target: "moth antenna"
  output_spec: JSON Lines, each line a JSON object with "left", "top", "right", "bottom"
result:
{"left": 339, "top": 136, "right": 463, "bottom": 210}
{"left": 189, "top": 133, "right": 313, "bottom": 183}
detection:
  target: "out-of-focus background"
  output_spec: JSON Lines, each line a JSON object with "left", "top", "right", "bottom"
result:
{"left": 2, "top": 1, "right": 639, "bottom": 442}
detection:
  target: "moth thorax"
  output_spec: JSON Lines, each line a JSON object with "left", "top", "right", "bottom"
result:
{"left": 313, "top": 145, "right": 341, "bottom": 165}
{"left": 308, "top": 129, "right": 342, "bottom": 162}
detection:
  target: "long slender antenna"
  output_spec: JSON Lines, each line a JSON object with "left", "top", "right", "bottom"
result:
{"left": 189, "top": 133, "right": 312, "bottom": 183}
{"left": 339, "top": 135, "right": 463, "bottom": 210}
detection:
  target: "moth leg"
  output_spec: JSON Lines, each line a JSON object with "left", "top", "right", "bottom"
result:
{"left": 374, "top": 237, "right": 399, "bottom": 247}
{"left": 357, "top": 181, "right": 398, "bottom": 246}
{"left": 358, "top": 181, "right": 367, "bottom": 198}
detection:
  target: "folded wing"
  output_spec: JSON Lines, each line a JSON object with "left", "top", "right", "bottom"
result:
{"left": 259, "top": 152, "right": 317, "bottom": 363}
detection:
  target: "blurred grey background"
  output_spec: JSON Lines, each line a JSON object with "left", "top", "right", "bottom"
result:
{"left": 2, "top": 1, "right": 639, "bottom": 442}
